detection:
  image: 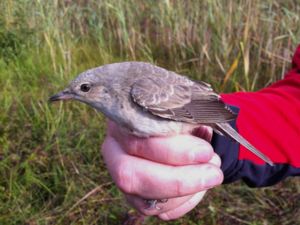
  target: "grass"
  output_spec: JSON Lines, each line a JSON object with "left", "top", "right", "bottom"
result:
{"left": 0, "top": 0, "right": 300, "bottom": 224}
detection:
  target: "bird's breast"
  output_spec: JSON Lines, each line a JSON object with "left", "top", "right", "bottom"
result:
{"left": 109, "top": 99, "right": 190, "bottom": 137}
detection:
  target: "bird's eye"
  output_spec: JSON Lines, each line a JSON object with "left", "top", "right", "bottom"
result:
{"left": 80, "top": 83, "right": 91, "bottom": 92}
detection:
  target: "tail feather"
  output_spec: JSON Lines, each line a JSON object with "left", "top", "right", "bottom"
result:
{"left": 215, "top": 122, "right": 274, "bottom": 166}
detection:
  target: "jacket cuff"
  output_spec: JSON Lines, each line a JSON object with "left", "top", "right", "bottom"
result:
{"left": 211, "top": 106, "right": 300, "bottom": 187}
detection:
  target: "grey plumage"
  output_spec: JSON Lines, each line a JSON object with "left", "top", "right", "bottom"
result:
{"left": 50, "top": 61, "right": 273, "bottom": 166}
{"left": 50, "top": 61, "right": 274, "bottom": 210}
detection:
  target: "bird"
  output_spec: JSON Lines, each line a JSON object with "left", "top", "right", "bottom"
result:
{"left": 49, "top": 61, "right": 274, "bottom": 209}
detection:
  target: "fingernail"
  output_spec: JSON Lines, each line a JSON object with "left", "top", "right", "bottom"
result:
{"left": 190, "top": 144, "right": 212, "bottom": 162}
{"left": 159, "top": 213, "right": 170, "bottom": 221}
{"left": 205, "top": 166, "right": 223, "bottom": 188}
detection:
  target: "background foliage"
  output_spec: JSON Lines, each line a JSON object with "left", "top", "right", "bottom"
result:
{"left": 0, "top": 0, "right": 299, "bottom": 224}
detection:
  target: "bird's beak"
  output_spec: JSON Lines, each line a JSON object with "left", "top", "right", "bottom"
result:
{"left": 49, "top": 89, "right": 74, "bottom": 102}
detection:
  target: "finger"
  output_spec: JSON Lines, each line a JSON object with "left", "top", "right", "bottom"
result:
{"left": 107, "top": 121, "right": 214, "bottom": 166}
{"left": 101, "top": 137, "right": 223, "bottom": 199}
{"left": 209, "top": 153, "right": 221, "bottom": 167}
{"left": 125, "top": 155, "right": 219, "bottom": 216}
{"left": 158, "top": 191, "right": 206, "bottom": 220}
{"left": 191, "top": 125, "right": 213, "bottom": 142}
{"left": 124, "top": 192, "right": 205, "bottom": 216}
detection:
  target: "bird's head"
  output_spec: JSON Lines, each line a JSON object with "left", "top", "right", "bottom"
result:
{"left": 49, "top": 65, "right": 117, "bottom": 110}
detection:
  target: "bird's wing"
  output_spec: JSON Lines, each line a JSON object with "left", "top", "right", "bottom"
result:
{"left": 130, "top": 75, "right": 237, "bottom": 123}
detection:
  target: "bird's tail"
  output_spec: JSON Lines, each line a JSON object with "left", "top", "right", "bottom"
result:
{"left": 215, "top": 122, "right": 274, "bottom": 166}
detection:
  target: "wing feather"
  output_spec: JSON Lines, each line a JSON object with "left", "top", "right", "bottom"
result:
{"left": 131, "top": 74, "right": 236, "bottom": 123}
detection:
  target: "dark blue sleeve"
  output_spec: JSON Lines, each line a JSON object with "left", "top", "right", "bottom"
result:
{"left": 211, "top": 106, "right": 300, "bottom": 187}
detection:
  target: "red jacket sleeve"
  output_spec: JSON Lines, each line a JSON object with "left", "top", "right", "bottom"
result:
{"left": 212, "top": 45, "right": 300, "bottom": 187}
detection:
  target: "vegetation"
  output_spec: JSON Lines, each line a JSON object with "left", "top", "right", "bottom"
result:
{"left": 0, "top": 0, "right": 299, "bottom": 224}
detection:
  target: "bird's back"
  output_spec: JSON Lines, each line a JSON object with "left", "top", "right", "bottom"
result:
{"left": 95, "top": 62, "right": 195, "bottom": 136}
{"left": 97, "top": 62, "right": 233, "bottom": 137}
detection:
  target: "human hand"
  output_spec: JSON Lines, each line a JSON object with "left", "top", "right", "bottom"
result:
{"left": 101, "top": 121, "right": 223, "bottom": 220}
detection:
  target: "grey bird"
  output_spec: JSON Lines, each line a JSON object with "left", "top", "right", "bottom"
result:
{"left": 49, "top": 62, "right": 274, "bottom": 208}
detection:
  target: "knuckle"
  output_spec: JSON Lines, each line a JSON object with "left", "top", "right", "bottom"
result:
{"left": 139, "top": 208, "right": 157, "bottom": 216}
{"left": 174, "top": 176, "right": 186, "bottom": 196}
{"left": 125, "top": 195, "right": 160, "bottom": 216}
{"left": 197, "top": 140, "right": 214, "bottom": 159}
{"left": 159, "top": 213, "right": 172, "bottom": 221}
{"left": 187, "top": 150, "right": 196, "bottom": 163}
{"left": 202, "top": 165, "right": 223, "bottom": 188}
{"left": 135, "top": 138, "right": 146, "bottom": 153}
{"left": 173, "top": 168, "right": 207, "bottom": 196}
{"left": 209, "top": 153, "right": 222, "bottom": 167}
{"left": 206, "top": 144, "right": 214, "bottom": 157}
{"left": 217, "top": 169, "right": 224, "bottom": 183}
{"left": 127, "top": 137, "right": 145, "bottom": 155}
{"left": 114, "top": 161, "right": 134, "bottom": 194}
